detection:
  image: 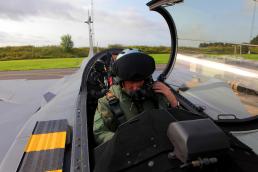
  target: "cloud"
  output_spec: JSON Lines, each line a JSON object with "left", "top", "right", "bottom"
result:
{"left": 94, "top": 8, "right": 170, "bottom": 46}
{"left": 245, "top": 0, "right": 257, "bottom": 10}
{"left": 0, "top": 0, "right": 171, "bottom": 47}
{"left": 0, "top": 31, "right": 52, "bottom": 46}
{"left": 0, "top": 0, "right": 87, "bottom": 21}
{"left": 0, "top": 31, "right": 8, "bottom": 40}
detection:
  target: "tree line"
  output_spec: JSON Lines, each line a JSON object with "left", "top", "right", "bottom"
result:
{"left": 198, "top": 35, "right": 258, "bottom": 54}
{"left": 1, "top": 44, "right": 257, "bottom": 61}
{"left": 0, "top": 34, "right": 172, "bottom": 61}
{"left": 0, "top": 45, "right": 171, "bottom": 61}
{"left": 0, "top": 34, "right": 257, "bottom": 61}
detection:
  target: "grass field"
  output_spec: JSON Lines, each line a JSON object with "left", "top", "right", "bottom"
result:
{"left": 0, "top": 53, "right": 256, "bottom": 71}
{"left": 0, "top": 54, "right": 170, "bottom": 71}
{"left": 242, "top": 54, "right": 258, "bottom": 61}
{"left": 0, "top": 58, "right": 84, "bottom": 71}
{"left": 150, "top": 54, "right": 170, "bottom": 64}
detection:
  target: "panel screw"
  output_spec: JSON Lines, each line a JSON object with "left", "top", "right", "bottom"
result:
{"left": 126, "top": 152, "right": 130, "bottom": 157}
{"left": 148, "top": 161, "right": 154, "bottom": 167}
{"left": 168, "top": 152, "right": 176, "bottom": 159}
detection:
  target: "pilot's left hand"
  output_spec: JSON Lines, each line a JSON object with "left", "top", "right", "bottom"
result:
{"left": 153, "top": 81, "right": 178, "bottom": 108}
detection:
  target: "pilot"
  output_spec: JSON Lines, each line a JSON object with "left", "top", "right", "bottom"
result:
{"left": 107, "top": 51, "right": 119, "bottom": 86}
{"left": 93, "top": 49, "right": 178, "bottom": 145}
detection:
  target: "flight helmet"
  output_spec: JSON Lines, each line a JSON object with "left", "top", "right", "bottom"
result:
{"left": 112, "top": 48, "right": 156, "bottom": 81}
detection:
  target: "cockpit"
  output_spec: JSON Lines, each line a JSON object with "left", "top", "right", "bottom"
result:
{"left": 2, "top": 1, "right": 258, "bottom": 172}
{"left": 78, "top": 0, "right": 258, "bottom": 171}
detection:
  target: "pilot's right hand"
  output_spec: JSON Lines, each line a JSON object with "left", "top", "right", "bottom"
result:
{"left": 153, "top": 81, "right": 178, "bottom": 108}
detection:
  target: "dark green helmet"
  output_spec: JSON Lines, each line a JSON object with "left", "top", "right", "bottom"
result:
{"left": 112, "top": 49, "right": 155, "bottom": 81}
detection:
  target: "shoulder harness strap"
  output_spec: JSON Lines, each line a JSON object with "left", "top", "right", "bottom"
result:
{"left": 106, "top": 91, "right": 126, "bottom": 127}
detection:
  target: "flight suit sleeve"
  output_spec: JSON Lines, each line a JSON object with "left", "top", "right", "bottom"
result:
{"left": 93, "top": 99, "right": 115, "bottom": 145}
{"left": 158, "top": 94, "right": 171, "bottom": 109}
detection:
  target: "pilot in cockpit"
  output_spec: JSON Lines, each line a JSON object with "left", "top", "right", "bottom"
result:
{"left": 93, "top": 49, "right": 178, "bottom": 145}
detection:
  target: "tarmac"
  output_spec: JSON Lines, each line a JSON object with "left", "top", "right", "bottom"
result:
{"left": 0, "top": 68, "right": 78, "bottom": 80}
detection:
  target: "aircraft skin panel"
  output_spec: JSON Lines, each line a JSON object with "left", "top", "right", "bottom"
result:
{"left": 181, "top": 80, "right": 249, "bottom": 119}
{"left": 0, "top": 78, "right": 73, "bottom": 168}
{"left": 166, "top": 66, "right": 250, "bottom": 119}
{"left": 0, "top": 137, "right": 29, "bottom": 172}
{"left": 43, "top": 92, "right": 56, "bottom": 103}
{"left": 0, "top": 79, "right": 58, "bottom": 105}
{"left": 16, "top": 78, "right": 80, "bottom": 138}
{"left": 232, "top": 130, "right": 258, "bottom": 154}
{"left": 0, "top": 59, "right": 88, "bottom": 171}
{"left": 0, "top": 101, "right": 39, "bottom": 165}
{"left": 0, "top": 89, "right": 77, "bottom": 171}
{"left": 17, "top": 58, "right": 86, "bottom": 138}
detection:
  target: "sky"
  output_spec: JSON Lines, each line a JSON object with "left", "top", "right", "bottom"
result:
{"left": 169, "top": 0, "right": 258, "bottom": 47}
{"left": 0, "top": 0, "right": 257, "bottom": 47}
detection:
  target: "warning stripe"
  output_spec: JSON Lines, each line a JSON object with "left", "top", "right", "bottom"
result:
{"left": 25, "top": 132, "right": 66, "bottom": 152}
{"left": 18, "top": 120, "right": 68, "bottom": 172}
{"left": 46, "top": 170, "right": 62, "bottom": 172}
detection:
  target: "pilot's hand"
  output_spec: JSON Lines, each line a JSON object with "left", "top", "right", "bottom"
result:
{"left": 153, "top": 81, "right": 178, "bottom": 108}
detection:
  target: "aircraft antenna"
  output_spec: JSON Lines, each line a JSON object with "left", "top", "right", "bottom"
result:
{"left": 85, "top": 0, "right": 95, "bottom": 58}
{"left": 91, "top": 0, "right": 95, "bottom": 48}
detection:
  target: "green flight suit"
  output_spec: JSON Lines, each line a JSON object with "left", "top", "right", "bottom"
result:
{"left": 93, "top": 85, "right": 169, "bottom": 145}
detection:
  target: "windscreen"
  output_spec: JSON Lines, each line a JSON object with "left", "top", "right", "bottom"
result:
{"left": 165, "top": 0, "right": 258, "bottom": 119}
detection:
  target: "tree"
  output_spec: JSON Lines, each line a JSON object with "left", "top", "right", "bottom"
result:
{"left": 199, "top": 43, "right": 208, "bottom": 48}
{"left": 108, "top": 44, "right": 124, "bottom": 48}
{"left": 60, "top": 34, "right": 74, "bottom": 52}
{"left": 250, "top": 35, "right": 258, "bottom": 45}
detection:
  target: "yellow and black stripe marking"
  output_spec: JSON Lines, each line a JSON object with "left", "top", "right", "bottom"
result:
{"left": 17, "top": 120, "right": 68, "bottom": 172}
{"left": 25, "top": 131, "right": 66, "bottom": 152}
{"left": 46, "top": 170, "right": 62, "bottom": 172}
